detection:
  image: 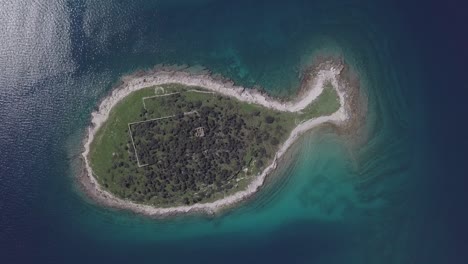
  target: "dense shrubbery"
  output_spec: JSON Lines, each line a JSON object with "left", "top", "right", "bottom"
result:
{"left": 91, "top": 83, "right": 340, "bottom": 206}
{"left": 128, "top": 109, "right": 247, "bottom": 195}
{"left": 103, "top": 91, "right": 292, "bottom": 205}
{"left": 89, "top": 82, "right": 339, "bottom": 206}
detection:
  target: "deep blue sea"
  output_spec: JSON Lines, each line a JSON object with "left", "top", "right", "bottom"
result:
{"left": 1, "top": 0, "right": 467, "bottom": 263}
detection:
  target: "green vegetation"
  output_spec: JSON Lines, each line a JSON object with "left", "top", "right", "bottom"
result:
{"left": 89, "top": 83, "right": 340, "bottom": 206}
{"left": 299, "top": 81, "right": 340, "bottom": 121}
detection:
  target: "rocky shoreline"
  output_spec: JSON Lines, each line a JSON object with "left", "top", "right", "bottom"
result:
{"left": 79, "top": 57, "right": 361, "bottom": 218}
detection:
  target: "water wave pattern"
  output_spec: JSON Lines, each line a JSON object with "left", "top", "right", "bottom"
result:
{"left": 1, "top": 0, "right": 427, "bottom": 262}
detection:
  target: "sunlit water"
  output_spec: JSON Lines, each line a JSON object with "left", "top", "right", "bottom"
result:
{"left": 1, "top": 0, "right": 465, "bottom": 263}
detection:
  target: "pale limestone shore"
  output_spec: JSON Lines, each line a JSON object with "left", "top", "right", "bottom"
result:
{"left": 80, "top": 58, "right": 354, "bottom": 217}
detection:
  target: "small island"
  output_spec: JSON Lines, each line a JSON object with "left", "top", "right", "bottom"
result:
{"left": 80, "top": 57, "right": 359, "bottom": 217}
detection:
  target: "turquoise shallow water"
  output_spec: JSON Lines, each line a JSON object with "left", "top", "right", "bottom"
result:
{"left": 1, "top": 0, "right": 466, "bottom": 263}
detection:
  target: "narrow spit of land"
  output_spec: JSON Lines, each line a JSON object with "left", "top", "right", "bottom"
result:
{"left": 81, "top": 58, "right": 356, "bottom": 217}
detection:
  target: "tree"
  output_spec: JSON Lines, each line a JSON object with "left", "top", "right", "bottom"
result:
{"left": 270, "top": 137, "right": 279, "bottom": 146}
{"left": 265, "top": 115, "right": 275, "bottom": 124}
{"left": 256, "top": 159, "right": 264, "bottom": 169}
{"left": 194, "top": 100, "right": 202, "bottom": 108}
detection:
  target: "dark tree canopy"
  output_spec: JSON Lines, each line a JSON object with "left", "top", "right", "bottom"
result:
{"left": 265, "top": 115, "right": 275, "bottom": 124}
